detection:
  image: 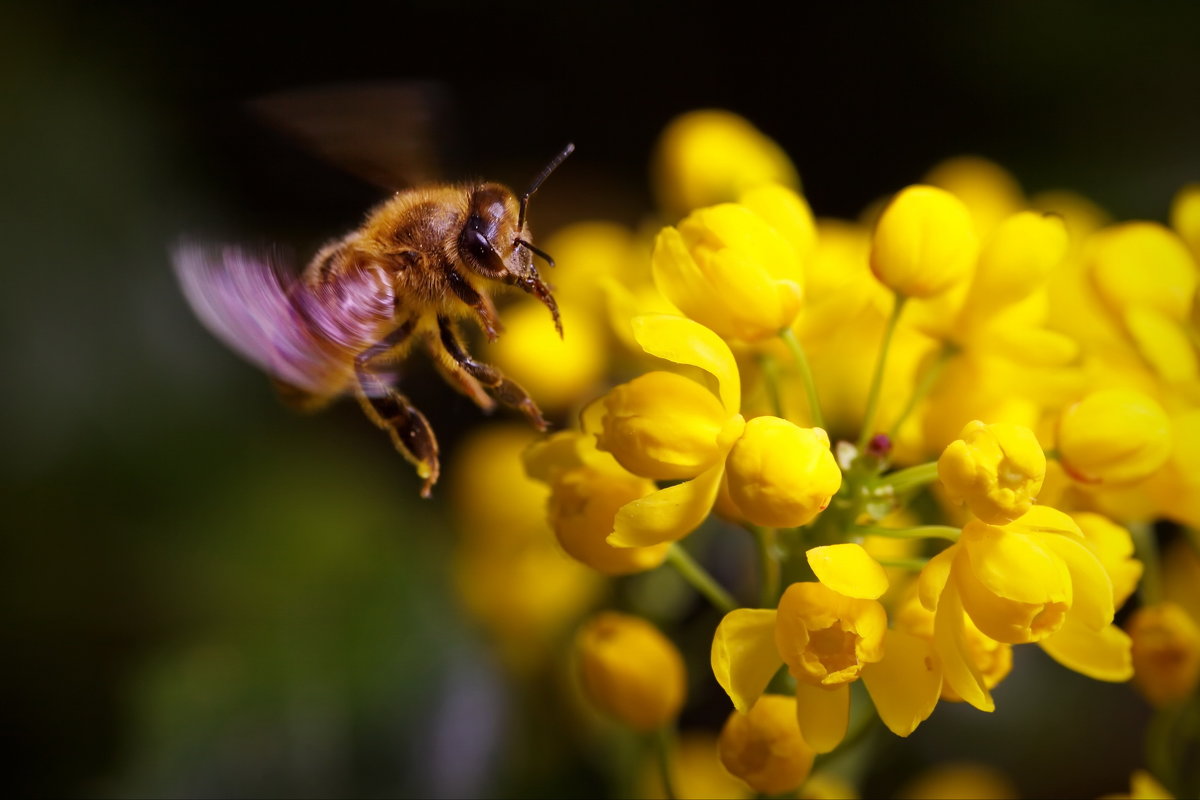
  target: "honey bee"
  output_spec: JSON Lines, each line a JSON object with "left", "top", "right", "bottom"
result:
{"left": 173, "top": 140, "right": 574, "bottom": 497}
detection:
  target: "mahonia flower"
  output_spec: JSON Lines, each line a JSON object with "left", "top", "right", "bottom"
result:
{"left": 936, "top": 420, "right": 1046, "bottom": 524}
{"left": 652, "top": 202, "right": 805, "bottom": 342}
{"left": 718, "top": 694, "right": 815, "bottom": 794}
{"left": 712, "top": 548, "right": 940, "bottom": 752}
{"left": 869, "top": 185, "right": 978, "bottom": 298}
{"left": 918, "top": 506, "right": 1130, "bottom": 711}
{"left": 575, "top": 611, "right": 686, "bottom": 731}
{"left": 652, "top": 109, "right": 800, "bottom": 221}
{"left": 723, "top": 417, "right": 842, "bottom": 528}
{"left": 593, "top": 314, "right": 745, "bottom": 547}
{"left": 1102, "top": 769, "right": 1176, "bottom": 800}
{"left": 1056, "top": 387, "right": 1172, "bottom": 485}
{"left": 1172, "top": 183, "right": 1200, "bottom": 261}
{"left": 1127, "top": 602, "right": 1200, "bottom": 708}
{"left": 523, "top": 423, "right": 670, "bottom": 575}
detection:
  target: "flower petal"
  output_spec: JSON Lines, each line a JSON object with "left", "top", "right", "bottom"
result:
{"left": 1041, "top": 532, "right": 1115, "bottom": 632}
{"left": 918, "top": 545, "right": 957, "bottom": 611}
{"left": 794, "top": 681, "right": 849, "bottom": 754}
{"left": 608, "top": 461, "right": 725, "bottom": 547}
{"left": 711, "top": 609, "right": 783, "bottom": 712}
{"left": 807, "top": 543, "right": 889, "bottom": 600}
{"left": 861, "top": 629, "right": 942, "bottom": 736}
{"left": 1039, "top": 617, "right": 1133, "bottom": 682}
{"left": 933, "top": 576, "right": 995, "bottom": 712}
{"left": 632, "top": 314, "right": 741, "bottom": 412}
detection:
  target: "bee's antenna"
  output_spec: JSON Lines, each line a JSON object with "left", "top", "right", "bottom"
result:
{"left": 518, "top": 142, "right": 575, "bottom": 230}
{"left": 515, "top": 238, "right": 556, "bottom": 268}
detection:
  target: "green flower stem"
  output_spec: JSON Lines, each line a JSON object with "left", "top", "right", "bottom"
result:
{"left": 653, "top": 726, "right": 678, "bottom": 800}
{"left": 758, "top": 351, "right": 785, "bottom": 418}
{"left": 1130, "top": 521, "right": 1163, "bottom": 605}
{"left": 855, "top": 525, "right": 960, "bottom": 542}
{"left": 875, "top": 556, "right": 930, "bottom": 570}
{"left": 856, "top": 292, "right": 908, "bottom": 453}
{"left": 888, "top": 343, "right": 953, "bottom": 438}
{"left": 878, "top": 462, "right": 940, "bottom": 494}
{"left": 751, "top": 525, "right": 781, "bottom": 608}
{"left": 667, "top": 544, "right": 738, "bottom": 614}
{"left": 779, "top": 327, "right": 825, "bottom": 430}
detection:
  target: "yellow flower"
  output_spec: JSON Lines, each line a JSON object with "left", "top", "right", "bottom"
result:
{"left": 1102, "top": 769, "right": 1175, "bottom": 800}
{"left": 869, "top": 185, "right": 979, "bottom": 298}
{"left": 1070, "top": 512, "right": 1143, "bottom": 607}
{"left": 638, "top": 732, "right": 751, "bottom": 800}
{"left": 1086, "top": 222, "right": 1197, "bottom": 323}
{"left": 711, "top": 574, "right": 940, "bottom": 753}
{"left": 524, "top": 427, "right": 670, "bottom": 575}
{"left": 652, "top": 109, "right": 800, "bottom": 221}
{"left": 652, "top": 203, "right": 804, "bottom": 342}
{"left": 1127, "top": 601, "right": 1200, "bottom": 708}
{"left": 918, "top": 506, "right": 1130, "bottom": 711}
{"left": 936, "top": 420, "right": 1046, "bottom": 524}
{"left": 723, "top": 417, "right": 842, "bottom": 528}
{"left": 718, "top": 695, "right": 815, "bottom": 795}
{"left": 924, "top": 155, "right": 1026, "bottom": 238}
{"left": 1056, "top": 388, "right": 1172, "bottom": 485}
{"left": 575, "top": 611, "right": 686, "bottom": 731}
{"left": 597, "top": 315, "right": 746, "bottom": 548}
{"left": 1171, "top": 183, "right": 1200, "bottom": 261}
{"left": 897, "top": 762, "right": 1019, "bottom": 800}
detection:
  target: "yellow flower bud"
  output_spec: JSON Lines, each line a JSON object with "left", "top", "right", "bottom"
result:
{"left": 489, "top": 298, "right": 606, "bottom": 411}
{"left": 596, "top": 371, "right": 742, "bottom": 481}
{"left": 723, "top": 418, "right": 842, "bottom": 528}
{"left": 548, "top": 465, "right": 669, "bottom": 575}
{"left": 870, "top": 185, "right": 979, "bottom": 298}
{"left": 575, "top": 612, "right": 686, "bottom": 731}
{"left": 774, "top": 582, "right": 887, "bottom": 687}
{"left": 1057, "top": 388, "right": 1172, "bottom": 485}
{"left": 937, "top": 420, "right": 1046, "bottom": 524}
{"left": 962, "top": 211, "right": 1068, "bottom": 319}
{"left": 897, "top": 762, "right": 1019, "bottom": 800}
{"left": 1128, "top": 602, "right": 1200, "bottom": 708}
{"left": 1087, "top": 222, "right": 1197, "bottom": 322}
{"left": 653, "top": 204, "right": 804, "bottom": 342}
{"left": 718, "top": 695, "right": 815, "bottom": 795}
{"left": 738, "top": 182, "right": 818, "bottom": 266}
{"left": 652, "top": 109, "right": 800, "bottom": 220}
{"left": 924, "top": 155, "right": 1026, "bottom": 238}
{"left": 1171, "top": 183, "right": 1200, "bottom": 261}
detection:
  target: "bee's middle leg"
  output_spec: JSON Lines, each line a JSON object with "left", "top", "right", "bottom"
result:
{"left": 434, "top": 315, "right": 548, "bottom": 430}
{"left": 354, "top": 321, "right": 440, "bottom": 497}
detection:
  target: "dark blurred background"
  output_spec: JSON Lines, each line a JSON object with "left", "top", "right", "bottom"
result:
{"left": 3, "top": 2, "right": 1199, "bottom": 797}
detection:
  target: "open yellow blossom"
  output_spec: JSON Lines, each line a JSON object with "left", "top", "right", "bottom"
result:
{"left": 653, "top": 203, "right": 804, "bottom": 342}
{"left": 1086, "top": 222, "right": 1197, "bottom": 322}
{"left": 718, "top": 695, "right": 815, "bottom": 795}
{"left": 724, "top": 417, "right": 842, "bottom": 528}
{"left": 870, "top": 185, "right": 978, "bottom": 298}
{"left": 1070, "top": 512, "right": 1143, "bottom": 607}
{"left": 652, "top": 109, "right": 800, "bottom": 220}
{"left": 937, "top": 420, "right": 1046, "bottom": 524}
{"left": 712, "top": 577, "right": 940, "bottom": 753}
{"left": 918, "top": 506, "right": 1130, "bottom": 711}
{"left": 1128, "top": 602, "right": 1200, "bottom": 708}
{"left": 524, "top": 426, "right": 670, "bottom": 575}
{"left": 1056, "top": 388, "right": 1172, "bottom": 485}
{"left": 597, "top": 315, "right": 746, "bottom": 548}
{"left": 575, "top": 611, "right": 686, "bottom": 731}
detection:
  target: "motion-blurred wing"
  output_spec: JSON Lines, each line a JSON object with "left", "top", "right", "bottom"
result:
{"left": 172, "top": 243, "right": 396, "bottom": 396}
{"left": 248, "top": 81, "right": 451, "bottom": 190}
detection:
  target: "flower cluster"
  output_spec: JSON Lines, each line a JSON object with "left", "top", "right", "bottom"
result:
{"left": 447, "top": 110, "right": 1200, "bottom": 798}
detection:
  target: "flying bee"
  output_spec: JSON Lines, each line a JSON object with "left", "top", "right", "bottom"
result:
{"left": 174, "top": 134, "right": 574, "bottom": 497}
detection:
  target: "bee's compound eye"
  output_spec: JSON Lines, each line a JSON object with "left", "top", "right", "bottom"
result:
{"left": 460, "top": 225, "right": 506, "bottom": 276}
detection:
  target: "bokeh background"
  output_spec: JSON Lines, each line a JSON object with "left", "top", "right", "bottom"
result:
{"left": 4, "top": 2, "right": 1200, "bottom": 797}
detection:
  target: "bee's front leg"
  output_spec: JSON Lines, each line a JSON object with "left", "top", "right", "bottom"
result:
{"left": 433, "top": 315, "right": 548, "bottom": 431}
{"left": 354, "top": 322, "right": 440, "bottom": 497}
{"left": 444, "top": 267, "right": 502, "bottom": 341}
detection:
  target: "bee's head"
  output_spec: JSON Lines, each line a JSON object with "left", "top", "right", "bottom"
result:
{"left": 457, "top": 143, "right": 574, "bottom": 336}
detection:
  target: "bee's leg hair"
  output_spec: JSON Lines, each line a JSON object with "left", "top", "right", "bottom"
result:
{"left": 354, "top": 322, "right": 440, "bottom": 498}
{"left": 444, "top": 267, "right": 502, "bottom": 341}
{"left": 435, "top": 315, "right": 548, "bottom": 430}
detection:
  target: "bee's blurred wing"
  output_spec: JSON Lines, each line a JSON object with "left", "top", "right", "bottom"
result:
{"left": 172, "top": 243, "right": 396, "bottom": 396}
{"left": 248, "top": 81, "right": 451, "bottom": 190}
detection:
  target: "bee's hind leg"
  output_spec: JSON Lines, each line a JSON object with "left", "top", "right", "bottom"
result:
{"left": 355, "top": 323, "right": 440, "bottom": 498}
{"left": 434, "top": 315, "right": 548, "bottom": 431}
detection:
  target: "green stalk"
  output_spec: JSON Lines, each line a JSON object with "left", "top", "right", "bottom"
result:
{"left": 758, "top": 351, "right": 785, "bottom": 418}
{"left": 1130, "top": 521, "right": 1162, "bottom": 605}
{"left": 888, "top": 343, "right": 953, "bottom": 438}
{"left": 654, "top": 726, "right": 678, "bottom": 800}
{"left": 856, "top": 292, "right": 908, "bottom": 453}
{"left": 666, "top": 544, "right": 738, "bottom": 614}
{"left": 779, "top": 328, "right": 825, "bottom": 430}
{"left": 854, "top": 525, "right": 960, "bottom": 542}
{"left": 752, "top": 525, "right": 781, "bottom": 608}
{"left": 878, "top": 462, "right": 940, "bottom": 494}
